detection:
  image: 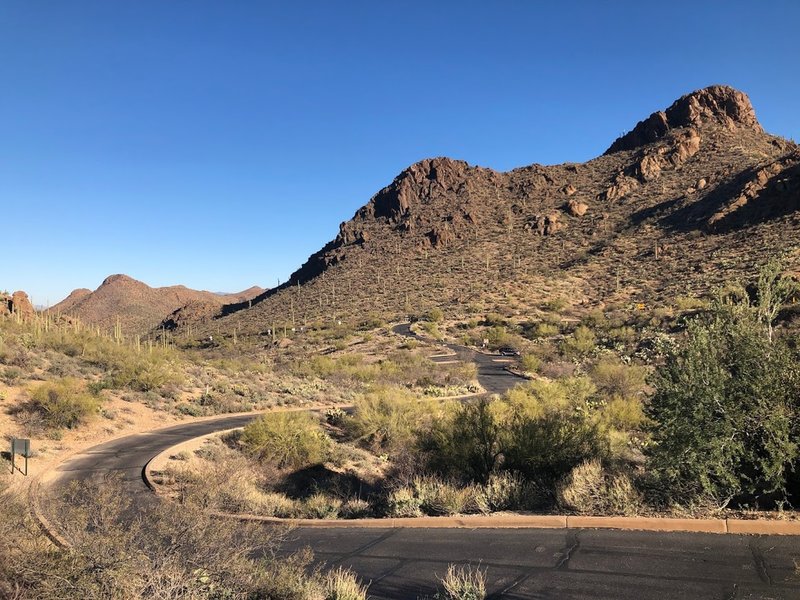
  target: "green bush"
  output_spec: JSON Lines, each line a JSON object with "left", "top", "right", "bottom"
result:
{"left": 476, "top": 471, "right": 542, "bottom": 512}
{"left": 347, "top": 387, "right": 431, "bottom": 452}
{"left": 646, "top": 297, "right": 800, "bottom": 505}
{"left": 240, "top": 412, "right": 330, "bottom": 470}
{"left": 533, "top": 322, "right": 559, "bottom": 338}
{"left": 28, "top": 378, "right": 100, "bottom": 429}
{"left": 424, "top": 385, "right": 607, "bottom": 491}
{"left": 591, "top": 357, "right": 647, "bottom": 399}
{"left": 299, "top": 493, "right": 342, "bottom": 519}
{"left": 385, "top": 486, "right": 422, "bottom": 517}
{"left": 562, "top": 325, "right": 596, "bottom": 358}
{"left": 427, "top": 308, "right": 444, "bottom": 323}
{"left": 424, "top": 398, "right": 503, "bottom": 483}
{"left": 520, "top": 354, "right": 541, "bottom": 374}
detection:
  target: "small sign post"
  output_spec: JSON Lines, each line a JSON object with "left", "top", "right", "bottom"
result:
{"left": 11, "top": 438, "right": 30, "bottom": 476}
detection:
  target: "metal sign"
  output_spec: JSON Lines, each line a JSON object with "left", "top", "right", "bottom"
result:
{"left": 11, "top": 438, "right": 30, "bottom": 476}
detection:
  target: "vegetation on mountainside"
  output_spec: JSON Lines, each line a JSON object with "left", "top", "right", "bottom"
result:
{"left": 157, "top": 259, "right": 800, "bottom": 519}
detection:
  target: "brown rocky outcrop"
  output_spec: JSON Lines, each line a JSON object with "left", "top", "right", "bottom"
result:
{"left": 707, "top": 149, "right": 800, "bottom": 231}
{"left": 601, "top": 173, "right": 639, "bottom": 202}
{"left": 11, "top": 291, "right": 34, "bottom": 317}
{"left": 1, "top": 290, "right": 35, "bottom": 318}
{"left": 634, "top": 129, "right": 702, "bottom": 182}
{"left": 367, "top": 157, "right": 478, "bottom": 224}
{"left": 567, "top": 199, "right": 589, "bottom": 217}
{"left": 606, "top": 85, "right": 761, "bottom": 154}
{"left": 525, "top": 213, "right": 564, "bottom": 235}
{"left": 428, "top": 223, "right": 455, "bottom": 248}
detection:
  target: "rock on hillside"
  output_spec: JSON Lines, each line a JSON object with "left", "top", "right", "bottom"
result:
{"left": 605, "top": 85, "right": 762, "bottom": 154}
{"left": 1, "top": 290, "right": 35, "bottom": 319}
{"left": 182, "top": 85, "right": 800, "bottom": 338}
{"left": 51, "top": 275, "right": 263, "bottom": 334}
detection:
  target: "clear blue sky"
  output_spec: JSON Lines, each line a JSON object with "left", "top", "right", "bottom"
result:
{"left": 2, "top": 1, "right": 798, "bottom": 305}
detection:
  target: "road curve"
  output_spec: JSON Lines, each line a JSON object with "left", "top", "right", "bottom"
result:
{"left": 40, "top": 327, "right": 800, "bottom": 599}
{"left": 392, "top": 322, "right": 525, "bottom": 395}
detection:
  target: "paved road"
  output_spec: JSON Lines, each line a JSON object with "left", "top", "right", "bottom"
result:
{"left": 281, "top": 527, "right": 800, "bottom": 600}
{"left": 50, "top": 426, "right": 800, "bottom": 599}
{"left": 392, "top": 322, "right": 525, "bottom": 395}
{"left": 43, "top": 326, "right": 800, "bottom": 599}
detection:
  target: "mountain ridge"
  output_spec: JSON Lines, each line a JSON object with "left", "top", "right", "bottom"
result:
{"left": 159, "top": 85, "right": 799, "bottom": 337}
{"left": 52, "top": 275, "right": 264, "bottom": 334}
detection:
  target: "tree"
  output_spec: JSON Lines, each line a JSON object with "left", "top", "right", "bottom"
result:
{"left": 646, "top": 298, "right": 800, "bottom": 506}
{"left": 755, "top": 255, "right": 798, "bottom": 342}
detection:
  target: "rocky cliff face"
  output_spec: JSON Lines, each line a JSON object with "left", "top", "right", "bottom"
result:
{"left": 605, "top": 85, "right": 762, "bottom": 154}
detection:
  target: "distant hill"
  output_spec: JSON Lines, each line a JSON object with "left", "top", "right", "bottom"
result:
{"left": 51, "top": 274, "right": 263, "bottom": 334}
{"left": 169, "top": 85, "right": 800, "bottom": 337}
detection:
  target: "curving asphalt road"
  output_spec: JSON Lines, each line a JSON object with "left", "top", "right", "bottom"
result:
{"left": 391, "top": 322, "right": 525, "bottom": 395}
{"left": 42, "top": 326, "right": 800, "bottom": 599}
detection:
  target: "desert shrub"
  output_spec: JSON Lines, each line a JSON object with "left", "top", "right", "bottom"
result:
{"left": 385, "top": 486, "right": 422, "bottom": 517}
{"left": 109, "top": 349, "right": 184, "bottom": 392}
{"left": 323, "top": 567, "right": 369, "bottom": 600}
{"left": 674, "top": 294, "right": 708, "bottom": 311}
{"left": 591, "top": 357, "right": 647, "bottom": 399}
{"left": 647, "top": 295, "right": 800, "bottom": 505}
{"left": 412, "top": 477, "right": 481, "bottom": 516}
{"left": 533, "top": 322, "right": 559, "bottom": 338}
{"left": 436, "top": 564, "right": 487, "bottom": 600}
{"left": 520, "top": 353, "right": 541, "bottom": 374}
{"left": 543, "top": 297, "right": 569, "bottom": 313}
{"left": 340, "top": 498, "right": 373, "bottom": 519}
{"left": 583, "top": 308, "right": 609, "bottom": 328}
{"left": 213, "top": 476, "right": 298, "bottom": 517}
{"left": 482, "top": 313, "right": 506, "bottom": 327}
{"left": 557, "top": 459, "right": 642, "bottom": 515}
{"left": 421, "top": 321, "right": 443, "bottom": 339}
{"left": 424, "top": 398, "right": 503, "bottom": 483}
{"left": 1, "top": 366, "right": 23, "bottom": 384}
{"left": 347, "top": 387, "right": 432, "bottom": 452}
{"left": 476, "top": 471, "right": 543, "bottom": 512}
{"left": 299, "top": 493, "right": 342, "bottom": 519}
{"left": 427, "top": 307, "right": 444, "bottom": 323}
{"left": 425, "top": 384, "right": 607, "bottom": 492}
{"left": 485, "top": 326, "right": 512, "bottom": 349}
{"left": 240, "top": 411, "right": 330, "bottom": 470}
{"left": 606, "top": 325, "right": 637, "bottom": 345}
{"left": 601, "top": 396, "right": 647, "bottom": 432}
{"left": 27, "top": 377, "right": 100, "bottom": 429}
{"left": 561, "top": 325, "right": 596, "bottom": 358}
{"left": 0, "top": 476, "right": 367, "bottom": 600}
{"left": 502, "top": 405, "right": 606, "bottom": 487}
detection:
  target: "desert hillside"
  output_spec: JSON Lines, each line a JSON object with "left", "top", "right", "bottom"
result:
{"left": 51, "top": 274, "right": 264, "bottom": 334}
{"left": 177, "top": 85, "right": 799, "bottom": 338}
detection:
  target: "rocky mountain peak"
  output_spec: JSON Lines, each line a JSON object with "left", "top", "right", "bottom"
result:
{"left": 101, "top": 274, "right": 137, "bottom": 287}
{"left": 606, "top": 85, "right": 762, "bottom": 154}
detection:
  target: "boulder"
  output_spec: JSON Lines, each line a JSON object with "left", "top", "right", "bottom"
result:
{"left": 561, "top": 184, "right": 577, "bottom": 196}
{"left": 567, "top": 199, "right": 589, "bottom": 217}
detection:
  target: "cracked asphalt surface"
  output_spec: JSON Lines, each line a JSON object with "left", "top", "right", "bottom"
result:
{"left": 280, "top": 527, "right": 800, "bottom": 599}
{"left": 46, "top": 325, "right": 800, "bottom": 599}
